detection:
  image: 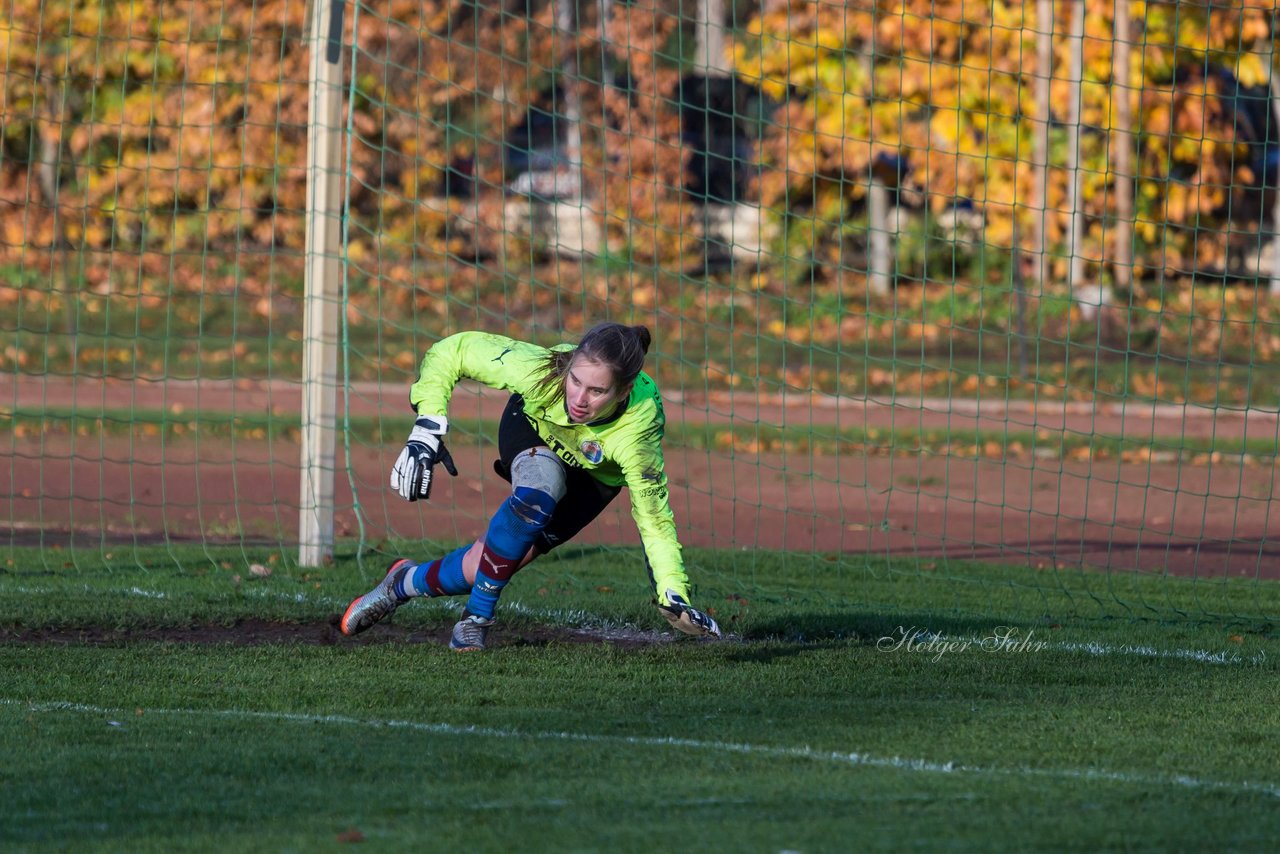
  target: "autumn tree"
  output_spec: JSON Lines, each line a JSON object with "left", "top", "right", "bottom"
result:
{"left": 733, "top": 0, "right": 1280, "bottom": 288}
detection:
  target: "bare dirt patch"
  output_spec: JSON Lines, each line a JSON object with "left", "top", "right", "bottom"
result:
{"left": 0, "top": 616, "right": 678, "bottom": 650}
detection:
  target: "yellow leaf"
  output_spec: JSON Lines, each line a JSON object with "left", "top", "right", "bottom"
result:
{"left": 1234, "top": 54, "right": 1266, "bottom": 88}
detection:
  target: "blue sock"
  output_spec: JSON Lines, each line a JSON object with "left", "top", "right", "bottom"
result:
{"left": 466, "top": 487, "right": 556, "bottom": 620}
{"left": 399, "top": 544, "right": 472, "bottom": 598}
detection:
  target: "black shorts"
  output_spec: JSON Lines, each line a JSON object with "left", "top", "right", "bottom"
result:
{"left": 494, "top": 394, "right": 621, "bottom": 554}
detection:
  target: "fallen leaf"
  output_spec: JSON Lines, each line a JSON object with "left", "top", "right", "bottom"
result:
{"left": 336, "top": 828, "right": 365, "bottom": 843}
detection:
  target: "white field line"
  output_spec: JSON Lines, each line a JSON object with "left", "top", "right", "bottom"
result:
{"left": 1050, "top": 639, "right": 1266, "bottom": 665}
{"left": 6, "top": 699, "right": 1279, "bottom": 800}
{"left": 916, "top": 631, "right": 1270, "bottom": 666}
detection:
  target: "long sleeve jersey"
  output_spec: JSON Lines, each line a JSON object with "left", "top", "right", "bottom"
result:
{"left": 408, "top": 331, "right": 689, "bottom": 604}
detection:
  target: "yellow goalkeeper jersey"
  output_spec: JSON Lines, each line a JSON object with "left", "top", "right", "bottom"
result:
{"left": 409, "top": 331, "right": 688, "bottom": 601}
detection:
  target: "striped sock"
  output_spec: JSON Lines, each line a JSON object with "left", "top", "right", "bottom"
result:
{"left": 466, "top": 487, "right": 556, "bottom": 620}
{"left": 402, "top": 545, "right": 472, "bottom": 597}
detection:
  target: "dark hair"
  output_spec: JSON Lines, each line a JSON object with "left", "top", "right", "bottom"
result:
{"left": 537, "top": 322, "right": 651, "bottom": 400}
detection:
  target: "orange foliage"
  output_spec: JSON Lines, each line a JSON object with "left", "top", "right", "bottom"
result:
{"left": 3, "top": 0, "right": 1278, "bottom": 303}
{"left": 734, "top": 0, "right": 1280, "bottom": 283}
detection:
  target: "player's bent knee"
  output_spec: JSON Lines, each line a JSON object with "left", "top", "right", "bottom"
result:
{"left": 485, "top": 485, "right": 558, "bottom": 563}
{"left": 510, "top": 446, "right": 567, "bottom": 503}
{"left": 511, "top": 485, "right": 556, "bottom": 528}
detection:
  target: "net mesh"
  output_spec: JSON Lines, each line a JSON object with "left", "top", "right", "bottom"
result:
{"left": 2, "top": 0, "right": 1278, "bottom": 616}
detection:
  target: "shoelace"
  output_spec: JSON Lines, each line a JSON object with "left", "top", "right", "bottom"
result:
{"left": 454, "top": 617, "right": 490, "bottom": 646}
{"left": 354, "top": 581, "right": 399, "bottom": 626}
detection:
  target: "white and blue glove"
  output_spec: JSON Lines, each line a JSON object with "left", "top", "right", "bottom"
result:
{"left": 659, "top": 589, "right": 721, "bottom": 638}
{"left": 390, "top": 415, "right": 458, "bottom": 501}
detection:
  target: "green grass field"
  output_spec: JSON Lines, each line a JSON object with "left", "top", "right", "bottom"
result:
{"left": 2, "top": 545, "right": 1277, "bottom": 851}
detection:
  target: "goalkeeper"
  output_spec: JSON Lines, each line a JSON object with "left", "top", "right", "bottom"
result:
{"left": 340, "top": 322, "right": 720, "bottom": 651}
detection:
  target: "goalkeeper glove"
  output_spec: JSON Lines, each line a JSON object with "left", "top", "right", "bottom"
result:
{"left": 658, "top": 589, "right": 721, "bottom": 639}
{"left": 389, "top": 415, "right": 458, "bottom": 501}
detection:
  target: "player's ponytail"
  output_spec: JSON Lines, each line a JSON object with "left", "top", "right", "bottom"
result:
{"left": 630, "top": 325, "right": 652, "bottom": 357}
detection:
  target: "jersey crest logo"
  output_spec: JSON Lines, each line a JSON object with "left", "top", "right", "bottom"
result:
{"left": 580, "top": 439, "right": 604, "bottom": 464}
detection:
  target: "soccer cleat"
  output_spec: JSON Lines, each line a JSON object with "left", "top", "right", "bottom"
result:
{"left": 449, "top": 610, "right": 495, "bottom": 652}
{"left": 340, "top": 558, "right": 414, "bottom": 636}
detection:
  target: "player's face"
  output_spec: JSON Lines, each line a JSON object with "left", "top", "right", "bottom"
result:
{"left": 564, "top": 356, "right": 628, "bottom": 423}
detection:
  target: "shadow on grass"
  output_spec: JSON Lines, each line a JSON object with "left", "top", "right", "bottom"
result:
{"left": 741, "top": 609, "right": 1006, "bottom": 645}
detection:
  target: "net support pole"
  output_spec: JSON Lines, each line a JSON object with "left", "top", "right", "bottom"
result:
{"left": 694, "top": 0, "right": 726, "bottom": 74}
{"left": 1066, "top": 0, "right": 1108, "bottom": 321}
{"left": 860, "top": 42, "right": 891, "bottom": 295}
{"left": 1110, "top": 0, "right": 1133, "bottom": 291}
{"left": 1031, "top": 0, "right": 1053, "bottom": 293}
{"left": 1269, "top": 49, "right": 1280, "bottom": 297}
{"left": 299, "top": 0, "right": 344, "bottom": 567}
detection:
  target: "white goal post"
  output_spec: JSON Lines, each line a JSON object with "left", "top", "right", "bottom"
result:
{"left": 298, "top": 0, "right": 344, "bottom": 567}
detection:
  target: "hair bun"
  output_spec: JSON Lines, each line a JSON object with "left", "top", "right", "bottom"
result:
{"left": 631, "top": 325, "right": 652, "bottom": 354}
